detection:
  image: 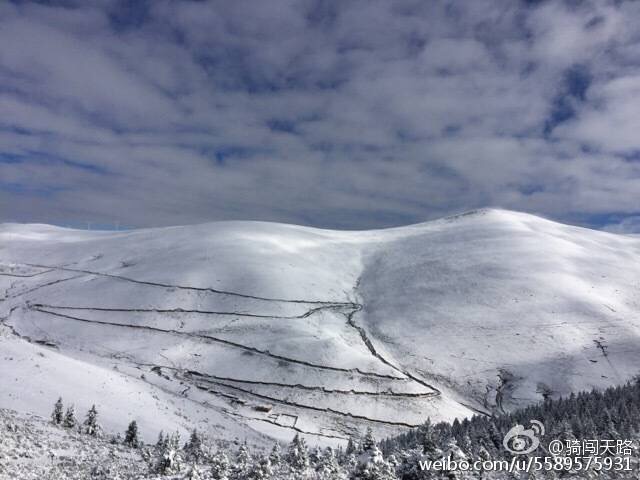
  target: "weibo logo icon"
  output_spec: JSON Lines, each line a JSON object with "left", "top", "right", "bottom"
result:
{"left": 502, "top": 420, "right": 545, "bottom": 455}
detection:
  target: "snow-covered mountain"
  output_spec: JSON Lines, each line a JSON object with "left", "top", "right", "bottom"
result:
{"left": 2, "top": 209, "right": 640, "bottom": 446}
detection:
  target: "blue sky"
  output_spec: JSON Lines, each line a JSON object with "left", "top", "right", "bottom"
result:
{"left": 1, "top": 0, "right": 639, "bottom": 231}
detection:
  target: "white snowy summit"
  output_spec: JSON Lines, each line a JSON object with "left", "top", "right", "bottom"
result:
{"left": 1, "top": 209, "right": 640, "bottom": 445}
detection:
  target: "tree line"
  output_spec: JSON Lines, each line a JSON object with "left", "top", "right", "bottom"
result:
{"left": 49, "top": 379, "right": 640, "bottom": 478}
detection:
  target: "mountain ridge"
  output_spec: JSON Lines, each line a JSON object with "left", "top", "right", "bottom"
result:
{"left": 1, "top": 209, "right": 639, "bottom": 446}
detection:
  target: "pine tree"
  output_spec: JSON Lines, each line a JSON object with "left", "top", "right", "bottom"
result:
{"left": 439, "top": 436, "right": 467, "bottom": 479}
{"left": 153, "top": 431, "right": 183, "bottom": 475}
{"left": 486, "top": 421, "right": 502, "bottom": 455}
{"left": 184, "top": 463, "right": 203, "bottom": 480}
{"left": 286, "top": 433, "right": 310, "bottom": 472}
{"left": 82, "top": 404, "right": 100, "bottom": 436}
{"left": 352, "top": 428, "right": 394, "bottom": 480}
{"left": 210, "top": 450, "right": 230, "bottom": 480}
{"left": 169, "top": 430, "right": 181, "bottom": 450}
{"left": 343, "top": 452, "right": 358, "bottom": 473}
{"left": 603, "top": 408, "right": 620, "bottom": 438}
{"left": 124, "top": 420, "right": 139, "bottom": 448}
{"left": 268, "top": 443, "right": 281, "bottom": 466}
{"left": 231, "top": 442, "right": 251, "bottom": 479}
{"left": 316, "top": 446, "right": 343, "bottom": 479}
{"left": 184, "top": 429, "right": 204, "bottom": 462}
{"left": 459, "top": 433, "right": 473, "bottom": 456}
{"left": 156, "top": 430, "right": 167, "bottom": 450}
{"left": 475, "top": 444, "right": 492, "bottom": 480}
{"left": 63, "top": 405, "right": 77, "bottom": 429}
{"left": 51, "top": 397, "right": 64, "bottom": 425}
{"left": 310, "top": 445, "right": 322, "bottom": 467}
{"left": 248, "top": 455, "right": 272, "bottom": 480}
{"left": 346, "top": 435, "right": 358, "bottom": 456}
{"left": 362, "top": 428, "right": 376, "bottom": 452}
{"left": 422, "top": 425, "right": 441, "bottom": 458}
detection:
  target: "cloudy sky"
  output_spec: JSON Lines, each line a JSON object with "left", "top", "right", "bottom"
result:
{"left": 1, "top": 0, "right": 639, "bottom": 231}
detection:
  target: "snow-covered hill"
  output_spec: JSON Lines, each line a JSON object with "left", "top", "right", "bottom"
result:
{"left": 2, "top": 209, "right": 640, "bottom": 446}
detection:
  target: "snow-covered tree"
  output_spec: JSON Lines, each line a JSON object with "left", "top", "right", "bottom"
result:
{"left": 248, "top": 455, "right": 272, "bottom": 480}
{"left": 82, "top": 404, "right": 100, "bottom": 436}
{"left": 346, "top": 436, "right": 359, "bottom": 456}
{"left": 184, "top": 463, "right": 205, "bottom": 480}
{"left": 316, "top": 446, "right": 344, "bottom": 479}
{"left": 152, "top": 430, "right": 184, "bottom": 475}
{"left": 268, "top": 443, "right": 281, "bottom": 467}
{"left": 210, "top": 450, "right": 230, "bottom": 480}
{"left": 362, "top": 428, "right": 376, "bottom": 452}
{"left": 51, "top": 397, "right": 64, "bottom": 425}
{"left": 156, "top": 430, "right": 168, "bottom": 450}
{"left": 159, "top": 447, "right": 183, "bottom": 475}
{"left": 310, "top": 445, "right": 322, "bottom": 467}
{"left": 63, "top": 405, "right": 77, "bottom": 429}
{"left": 351, "top": 428, "right": 394, "bottom": 480}
{"left": 287, "top": 433, "right": 310, "bottom": 472}
{"left": 124, "top": 420, "right": 139, "bottom": 448}
{"left": 342, "top": 452, "right": 358, "bottom": 473}
{"left": 170, "top": 430, "right": 182, "bottom": 450}
{"left": 439, "top": 436, "right": 468, "bottom": 479}
{"left": 231, "top": 442, "right": 251, "bottom": 479}
{"left": 184, "top": 429, "right": 205, "bottom": 462}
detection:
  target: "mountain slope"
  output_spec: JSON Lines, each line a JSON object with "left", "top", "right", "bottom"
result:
{"left": 1, "top": 209, "right": 639, "bottom": 445}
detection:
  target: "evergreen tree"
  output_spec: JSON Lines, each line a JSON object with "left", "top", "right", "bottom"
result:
{"left": 51, "top": 397, "right": 64, "bottom": 425}
{"left": 156, "top": 430, "right": 168, "bottom": 450}
{"left": 474, "top": 443, "right": 492, "bottom": 480}
{"left": 231, "top": 442, "right": 251, "bottom": 479}
{"left": 439, "top": 437, "right": 468, "bottom": 479}
{"left": 422, "top": 424, "right": 441, "bottom": 458}
{"left": 362, "top": 427, "right": 376, "bottom": 452}
{"left": 184, "top": 429, "right": 205, "bottom": 462}
{"left": 268, "top": 443, "right": 281, "bottom": 467}
{"left": 63, "top": 405, "right": 77, "bottom": 429}
{"left": 153, "top": 431, "right": 183, "bottom": 475}
{"left": 124, "top": 420, "right": 139, "bottom": 448}
{"left": 310, "top": 445, "right": 322, "bottom": 467}
{"left": 248, "top": 455, "right": 272, "bottom": 480}
{"left": 286, "top": 433, "right": 310, "bottom": 472}
{"left": 603, "top": 408, "right": 620, "bottom": 439}
{"left": 459, "top": 433, "right": 473, "bottom": 456}
{"left": 346, "top": 435, "right": 358, "bottom": 456}
{"left": 210, "top": 450, "right": 230, "bottom": 480}
{"left": 169, "top": 430, "right": 181, "bottom": 450}
{"left": 316, "top": 446, "right": 343, "bottom": 479}
{"left": 82, "top": 404, "right": 100, "bottom": 436}
{"left": 343, "top": 452, "right": 358, "bottom": 473}
{"left": 352, "top": 428, "right": 394, "bottom": 480}
{"left": 184, "top": 463, "right": 204, "bottom": 480}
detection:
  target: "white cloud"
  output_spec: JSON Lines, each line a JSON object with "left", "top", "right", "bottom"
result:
{"left": 557, "top": 74, "right": 640, "bottom": 152}
{"left": 0, "top": 0, "right": 639, "bottom": 229}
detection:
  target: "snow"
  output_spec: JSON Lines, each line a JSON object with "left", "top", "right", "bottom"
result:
{"left": 2, "top": 209, "right": 640, "bottom": 446}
